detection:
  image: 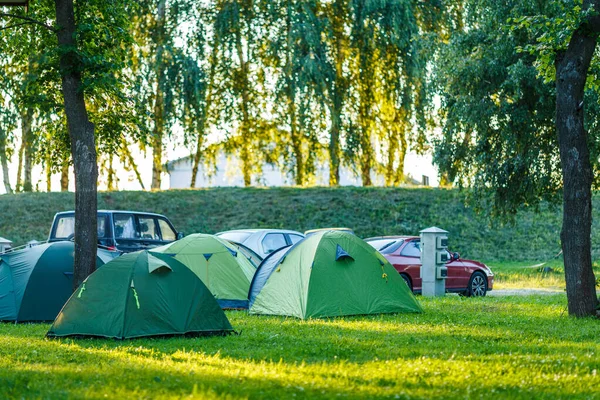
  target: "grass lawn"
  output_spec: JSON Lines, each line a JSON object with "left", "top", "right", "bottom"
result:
{"left": 486, "top": 258, "right": 600, "bottom": 290}
{"left": 0, "top": 187, "right": 579, "bottom": 261}
{"left": 1, "top": 295, "right": 598, "bottom": 399}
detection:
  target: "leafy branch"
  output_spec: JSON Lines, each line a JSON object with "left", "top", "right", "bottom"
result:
{"left": 0, "top": 12, "right": 56, "bottom": 32}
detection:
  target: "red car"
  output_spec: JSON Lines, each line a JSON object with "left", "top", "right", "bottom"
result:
{"left": 366, "top": 236, "right": 494, "bottom": 296}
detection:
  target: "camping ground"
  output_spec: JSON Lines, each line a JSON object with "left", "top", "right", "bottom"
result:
{"left": 0, "top": 189, "right": 599, "bottom": 398}
{"left": 0, "top": 295, "right": 598, "bottom": 399}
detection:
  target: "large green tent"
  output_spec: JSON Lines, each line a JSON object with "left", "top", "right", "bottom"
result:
{"left": 0, "top": 241, "right": 118, "bottom": 322}
{"left": 249, "top": 231, "right": 422, "bottom": 319}
{"left": 47, "top": 251, "right": 233, "bottom": 339}
{"left": 154, "top": 234, "right": 256, "bottom": 309}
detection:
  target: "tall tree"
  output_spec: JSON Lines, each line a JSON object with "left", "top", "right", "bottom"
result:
{"left": 132, "top": 0, "right": 209, "bottom": 189}
{"left": 553, "top": 0, "right": 600, "bottom": 316}
{"left": 2, "top": 0, "right": 132, "bottom": 288}
{"left": 434, "top": 0, "right": 599, "bottom": 316}
{"left": 211, "top": 0, "right": 268, "bottom": 186}
{"left": 322, "top": 0, "right": 349, "bottom": 186}
{"left": 190, "top": 9, "right": 218, "bottom": 188}
{"left": 262, "top": 0, "right": 329, "bottom": 185}
{"left": 0, "top": 120, "right": 13, "bottom": 194}
{"left": 55, "top": 0, "right": 98, "bottom": 288}
{"left": 0, "top": 11, "right": 50, "bottom": 193}
{"left": 0, "top": 76, "right": 16, "bottom": 194}
{"left": 347, "top": 0, "right": 431, "bottom": 186}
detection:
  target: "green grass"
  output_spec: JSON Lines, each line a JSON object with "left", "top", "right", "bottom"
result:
{"left": 0, "top": 187, "right": 592, "bottom": 262}
{"left": 485, "top": 259, "right": 600, "bottom": 290}
{"left": 0, "top": 295, "right": 598, "bottom": 399}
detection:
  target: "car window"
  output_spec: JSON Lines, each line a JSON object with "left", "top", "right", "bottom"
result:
{"left": 367, "top": 239, "right": 392, "bottom": 250}
{"left": 217, "top": 231, "right": 253, "bottom": 243}
{"left": 138, "top": 216, "right": 160, "bottom": 240}
{"left": 288, "top": 234, "right": 303, "bottom": 244}
{"left": 54, "top": 215, "right": 107, "bottom": 239}
{"left": 55, "top": 216, "right": 75, "bottom": 239}
{"left": 369, "top": 239, "right": 405, "bottom": 254}
{"left": 158, "top": 219, "right": 176, "bottom": 241}
{"left": 114, "top": 214, "right": 138, "bottom": 239}
{"left": 400, "top": 240, "right": 421, "bottom": 257}
{"left": 262, "top": 233, "right": 287, "bottom": 254}
{"left": 97, "top": 217, "right": 107, "bottom": 238}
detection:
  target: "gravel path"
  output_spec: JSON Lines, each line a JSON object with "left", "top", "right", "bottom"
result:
{"left": 487, "top": 288, "right": 564, "bottom": 296}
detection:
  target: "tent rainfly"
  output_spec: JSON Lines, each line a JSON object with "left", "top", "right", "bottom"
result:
{"left": 249, "top": 231, "right": 422, "bottom": 319}
{"left": 47, "top": 251, "right": 234, "bottom": 339}
{"left": 154, "top": 234, "right": 256, "bottom": 309}
{"left": 0, "top": 241, "right": 119, "bottom": 322}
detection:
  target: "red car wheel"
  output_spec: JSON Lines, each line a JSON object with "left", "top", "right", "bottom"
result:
{"left": 466, "top": 271, "right": 487, "bottom": 297}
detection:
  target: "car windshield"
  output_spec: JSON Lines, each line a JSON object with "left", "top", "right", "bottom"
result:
{"left": 228, "top": 242, "right": 263, "bottom": 268}
{"left": 367, "top": 238, "right": 404, "bottom": 254}
{"left": 113, "top": 214, "right": 173, "bottom": 242}
{"left": 217, "top": 231, "right": 253, "bottom": 243}
{"left": 54, "top": 215, "right": 107, "bottom": 239}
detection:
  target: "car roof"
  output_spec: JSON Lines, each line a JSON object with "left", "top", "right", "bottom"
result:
{"left": 216, "top": 229, "right": 304, "bottom": 235}
{"left": 305, "top": 227, "right": 353, "bottom": 234}
{"left": 364, "top": 235, "right": 418, "bottom": 241}
{"left": 54, "top": 210, "right": 169, "bottom": 218}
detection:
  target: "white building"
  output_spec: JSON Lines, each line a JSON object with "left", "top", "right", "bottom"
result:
{"left": 164, "top": 150, "right": 437, "bottom": 188}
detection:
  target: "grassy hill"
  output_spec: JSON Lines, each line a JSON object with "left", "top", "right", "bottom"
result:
{"left": 0, "top": 187, "right": 593, "bottom": 262}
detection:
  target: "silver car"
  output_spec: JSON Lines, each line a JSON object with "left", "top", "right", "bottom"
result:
{"left": 215, "top": 229, "right": 304, "bottom": 259}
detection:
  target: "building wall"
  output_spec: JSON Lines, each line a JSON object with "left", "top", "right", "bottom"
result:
{"left": 166, "top": 151, "right": 436, "bottom": 188}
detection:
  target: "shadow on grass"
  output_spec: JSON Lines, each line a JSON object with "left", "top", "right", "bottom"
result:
{"left": 0, "top": 295, "right": 598, "bottom": 398}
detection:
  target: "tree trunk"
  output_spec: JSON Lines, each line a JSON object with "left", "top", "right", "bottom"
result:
{"left": 60, "top": 161, "right": 69, "bottom": 191}
{"left": 235, "top": 18, "right": 252, "bottom": 187}
{"left": 395, "top": 132, "right": 407, "bottom": 186}
{"left": 15, "top": 131, "right": 25, "bottom": 191}
{"left": 190, "top": 134, "right": 204, "bottom": 188}
{"left": 120, "top": 138, "right": 145, "bottom": 190}
{"left": 555, "top": 5, "right": 599, "bottom": 317}
{"left": 0, "top": 129, "right": 12, "bottom": 194}
{"left": 291, "top": 116, "right": 303, "bottom": 185}
{"left": 393, "top": 111, "right": 408, "bottom": 186}
{"left": 360, "top": 151, "right": 372, "bottom": 186}
{"left": 191, "top": 36, "right": 218, "bottom": 188}
{"left": 21, "top": 109, "right": 33, "bottom": 192}
{"left": 329, "top": 114, "right": 341, "bottom": 186}
{"left": 358, "top": 87, "right": 373, "bottom": 186}
{"left": 55, "top": 0, "right": 99, "bottom": 291}
{"left": 328, "top": 0, "right": 346, "bottom": 186}
{"left": 107, "top": 155, "right": 116, "bottom": 191}
{"left": 46, "top": 153, "right": 52, "bottom": 192}
{"left": 151, "top": 0, "right": 167, "bottom": 190}
{"left": 385, "top": 130, "right": 397, "bottom": 187}
{"left": 286, "top": 1, "right": 303, "bottom": 186}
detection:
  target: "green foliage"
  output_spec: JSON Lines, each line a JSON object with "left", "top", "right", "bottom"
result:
{"left": 433, "top": 1, "right": 563, "bottom": 216}
{"left": 0, "top": 0, "right": 135, "bottom": 175}
{"left": 1, "top": 187, "right": 595, "bottom": 262}
{"left": 433, "top": 0, "right": 600, "bottom": 217}
{"left": 0, "top": 295, "right": 597, "bottom": 398}
{"left": 512, "top": 0, "right": 596, "bottom": 84}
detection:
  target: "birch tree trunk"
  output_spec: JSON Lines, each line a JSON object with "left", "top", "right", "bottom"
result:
{"left": 21, "top": 108, "right": 33, "bottom": 192}
{"left": 151, "top": 0, "right": 166, "bottom": 190}
{"left": 0, "top": 129, "right": 12, "bottom": 194}
{"left": 60, "top": 162, "right": 69, "bottom": 191}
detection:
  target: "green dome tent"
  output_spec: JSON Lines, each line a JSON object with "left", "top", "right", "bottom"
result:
{"left": 249, "top": 231, "right": 422, "bottom": 319}
{"left": 47, "top": 251, "right": 233, "bottom": 339}
{"left": 154, "top": 234, "right": 256, "bottom": 309}
{"left": 0, "top": 241, "right": 119, "bottom": 322}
